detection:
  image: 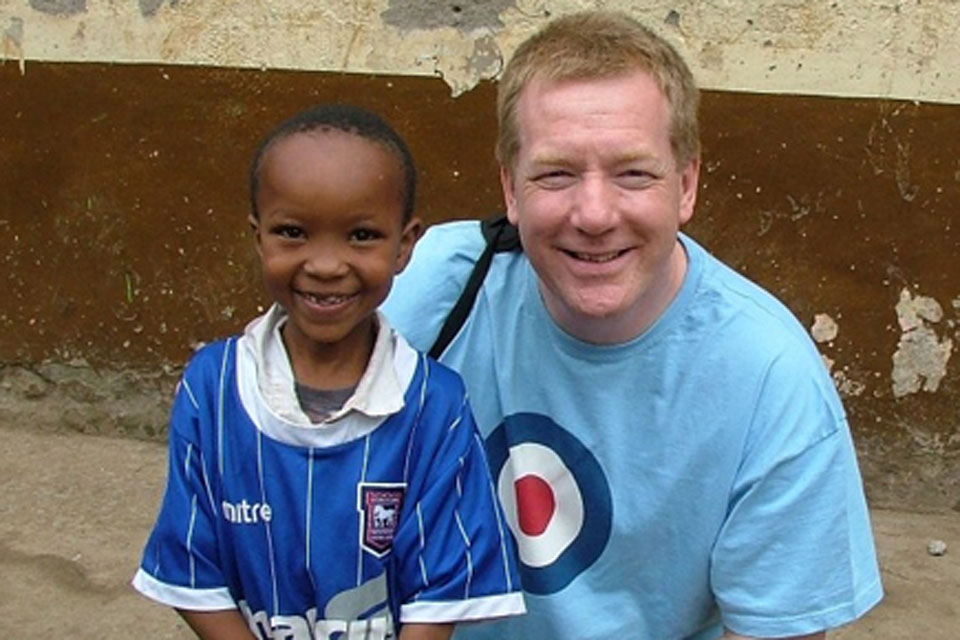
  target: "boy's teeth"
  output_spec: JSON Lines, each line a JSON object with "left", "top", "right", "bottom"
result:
{"left": 303, "top": 292, "right": 350, "bottom": 305}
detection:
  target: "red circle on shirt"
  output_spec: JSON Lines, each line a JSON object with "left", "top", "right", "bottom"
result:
{"left": 515, "top": 474, "right": 555, "bottom": 536}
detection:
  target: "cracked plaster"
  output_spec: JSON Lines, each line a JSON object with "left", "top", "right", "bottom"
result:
{"left": 2, "top": 0, "right": 958, "bottom": 102}
{"left": 891, "top": 288, "right": 953, "bottom": 398}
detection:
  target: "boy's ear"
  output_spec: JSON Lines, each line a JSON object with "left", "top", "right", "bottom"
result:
{"left": 395, "top": 217, "right": 423, "bottom": 274}
{"left": 248, "top": 214, "right": 262, "bottom": 255}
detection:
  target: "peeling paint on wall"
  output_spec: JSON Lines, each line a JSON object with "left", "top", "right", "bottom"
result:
{"left": 139, "top": 0, "right": 179, "bottom": 18}
{"left": 810, "top": 312, "right": 838, "bottom": 343}
{"left": 812, "top": 314, "right": 866, "bottom": 398}
{"left": 833, "top": 370, "right": 866, "bottom": 398}
{"left": 891, "top": 288, "right": 953, "bottom": 398}
{"left": 4, "top": 0, "right": 960, "bottom": 103}
{"left": 468, "top": 33, "right": 502, "bottom": 76}
{"left": 2, "top": 16, "right": 24, "bottom": 73}
{"left": 896, "top": 287, "right": 944, "bottom": 331}
{"left": 28, "top": 0, "right": 86, "bottom": 17}
{"left": 418, "top": 34, "right": 505, "bottom": 97}
{"left": 381, "top": 0, "right": 510, "bottom": 32}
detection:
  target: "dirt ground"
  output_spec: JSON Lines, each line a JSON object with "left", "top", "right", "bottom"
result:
{"left": 1, "top": 428, "right": 957, "bottom": 639}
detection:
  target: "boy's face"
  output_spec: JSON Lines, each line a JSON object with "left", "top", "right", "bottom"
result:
{"left": 252, "top": 130, "right": 420, "bottom": 370}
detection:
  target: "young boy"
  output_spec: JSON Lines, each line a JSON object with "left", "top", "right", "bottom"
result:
{"left": 132, "top": 105, "right": 524, "bottom": 640}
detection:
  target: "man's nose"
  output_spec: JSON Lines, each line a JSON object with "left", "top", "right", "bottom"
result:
{"left": 570, "top": 175, "right": 617, "bottom": 235}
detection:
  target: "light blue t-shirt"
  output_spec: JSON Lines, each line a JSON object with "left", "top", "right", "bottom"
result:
{"left": 382, "top": 221, "right": 882, "bottom": 639}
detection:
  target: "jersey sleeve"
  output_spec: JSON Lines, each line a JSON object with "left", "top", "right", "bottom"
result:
{"left": 389, "top": 364, "right": 525, "bottom": 624}
{"left": 381, "top": 220, "right": 487, "bottom": 352}
{"left": 132, "top": 372, "right": 235, "bottom": 611}
{"left": 710, "top": 350, "right": 883, "bottom": 636}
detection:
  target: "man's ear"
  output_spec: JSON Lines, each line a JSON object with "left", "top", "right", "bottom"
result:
{"left": 500, "top": 165, "right": 520, "bottom": 225}
{"left": 677, "top": 157, "right": 700, "bottom": 226}
{"left": 395, "top": 216, "right": 423, "bottom": 274}
{"left": 248, "top": 214, "right": 262, "bottom": 256}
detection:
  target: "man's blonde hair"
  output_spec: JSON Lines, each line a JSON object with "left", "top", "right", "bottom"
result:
{"left": 497, "top": 11, "right": 700, "bottom": 171}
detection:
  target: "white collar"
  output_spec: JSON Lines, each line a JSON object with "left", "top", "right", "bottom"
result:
{"left": 235, "top": 304, "right": 419, "bottom": 447}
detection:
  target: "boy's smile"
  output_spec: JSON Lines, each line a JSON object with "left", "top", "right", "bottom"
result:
{"left": 252, "top": 129, "right": 419, "bottom": 387}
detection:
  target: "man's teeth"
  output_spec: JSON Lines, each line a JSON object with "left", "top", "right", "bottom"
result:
{"left": 570, "top": 250, "right": 622, "bottom": 263}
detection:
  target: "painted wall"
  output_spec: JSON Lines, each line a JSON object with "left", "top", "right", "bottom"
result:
{"left": 1, "top": 1, "right": 958, "bottom": 510}
{"left": 3, "top": 0, "right": 959, "bottom": 102}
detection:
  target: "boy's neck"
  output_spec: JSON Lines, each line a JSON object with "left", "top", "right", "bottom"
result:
{"left": 281, "top": 318, "right": 377, "bottom": 391}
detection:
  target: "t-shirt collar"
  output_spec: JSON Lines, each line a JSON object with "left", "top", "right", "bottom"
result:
{"left": 243, "top": 304, "right": 406, "bottom": 427}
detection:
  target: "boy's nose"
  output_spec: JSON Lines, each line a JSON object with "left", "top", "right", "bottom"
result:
{"left": 302, "top": 246, "right": 348, "bottom": 278}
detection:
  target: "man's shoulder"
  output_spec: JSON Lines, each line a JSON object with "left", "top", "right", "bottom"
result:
{"left": 415, "top": 218, "right": 487, "bottom": 260}
{"left": 384, "top": 218, "right": 524, "bottom": 351}
{"left": 685, "top": 237, "right": 842, "bottom": 407}
{"left": 686, "top": 236, "right": 811, "bottom": 343}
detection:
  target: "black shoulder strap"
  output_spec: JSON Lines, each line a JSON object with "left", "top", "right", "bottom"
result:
{"left": 428, "top": 214, "right": 521, "bottom": 359}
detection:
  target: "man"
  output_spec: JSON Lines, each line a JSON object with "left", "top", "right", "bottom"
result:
{"left": 382, "top": 11, "right": 881, "bottom": 640}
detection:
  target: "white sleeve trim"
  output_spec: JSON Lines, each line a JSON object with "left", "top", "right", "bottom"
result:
{"left": 132, "top": 568, "right": 236, "bottom": 611}
{"left": 399, "top": 592, "right": 526, "bottom": 623}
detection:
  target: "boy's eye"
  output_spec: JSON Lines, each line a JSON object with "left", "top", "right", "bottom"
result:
{"left": 272, "top": 225, "right": 304, "bottom": 239}
{"left": 350, "top": 228, "right": 383, "bottom": 243}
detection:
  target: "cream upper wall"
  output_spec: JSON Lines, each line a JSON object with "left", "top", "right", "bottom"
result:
{"left": 2, "top": 0, "right": 958, "bottom": 104}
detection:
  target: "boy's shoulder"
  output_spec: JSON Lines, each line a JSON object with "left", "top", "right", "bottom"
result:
{"left": 387, "top": 328, "right": 471, "bottom": 421}
{"left": 388, "top": 324, "right": 464, "bottom": 396}
{"left": 187, "top": 336, "right": 235, "bottom": 366}
{"left": 179, "top": 336, "right": 239, "bottom": 390}
{"left": 420, "top": 353, "right": 468, "bottom": 395}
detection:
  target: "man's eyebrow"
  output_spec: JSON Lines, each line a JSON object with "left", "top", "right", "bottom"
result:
{"left": 526, "top": 152, "right": 569, "bottom": 166}
{"left": 528, "top": 149, "right": 667, "bottom": 169}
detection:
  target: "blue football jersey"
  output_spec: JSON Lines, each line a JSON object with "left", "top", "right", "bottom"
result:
{"left": 133, "top": 326, "right": 524, "bottom": 639}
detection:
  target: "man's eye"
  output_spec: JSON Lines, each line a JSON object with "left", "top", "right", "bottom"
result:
{"left": 617, "top": 170, "right": 655, "bottom": 188}
{"left": 533, "top": 171, "right": 575, "bottom": 189}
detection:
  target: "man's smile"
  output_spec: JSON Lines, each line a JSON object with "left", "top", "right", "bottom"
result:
{"left": 563, "top": 248, "right": 631, "bottom": 263}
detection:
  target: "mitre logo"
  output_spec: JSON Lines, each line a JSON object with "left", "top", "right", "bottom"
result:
{"left": 222, "top": 499, "right": 273, "bottom": 524}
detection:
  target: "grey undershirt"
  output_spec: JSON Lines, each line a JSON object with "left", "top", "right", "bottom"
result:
{"left": 294, "top": 382, "right": 356, "bottom": 424}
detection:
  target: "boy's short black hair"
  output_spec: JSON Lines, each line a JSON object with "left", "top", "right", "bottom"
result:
{"left": 249, "top": 104, "right": 417, "bottom": 222}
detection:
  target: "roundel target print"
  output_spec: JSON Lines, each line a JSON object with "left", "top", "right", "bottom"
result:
{"left": 485, "top": 412, "right": 612, "bottom": 594}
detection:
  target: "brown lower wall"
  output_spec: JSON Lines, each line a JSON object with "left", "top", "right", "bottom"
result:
{"left": 1, "top": 62, "right": 958, "bottom": 509}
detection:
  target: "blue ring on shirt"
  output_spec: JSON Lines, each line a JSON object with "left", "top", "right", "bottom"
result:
{"left": 486, "top": 412, "right": 613, "bottom": 595}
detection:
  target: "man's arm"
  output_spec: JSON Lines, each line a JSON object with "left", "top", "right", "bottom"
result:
{"left": 177, "top": 609, "right": 257, "bottom": 640}
{"left": 398, "top": 623, "right": 454, "bottom": 640}
{"left": 722, "top": 632, "right": 825, "bottom": 640}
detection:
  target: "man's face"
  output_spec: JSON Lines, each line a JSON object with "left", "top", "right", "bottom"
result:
{"left": 501, "top": 71, "right": 699, "bottom": 343}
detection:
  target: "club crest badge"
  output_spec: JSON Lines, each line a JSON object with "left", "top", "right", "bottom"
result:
{"left": 357, "top": 483, "right": 405, "bottom": 557}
